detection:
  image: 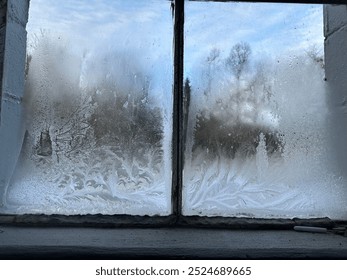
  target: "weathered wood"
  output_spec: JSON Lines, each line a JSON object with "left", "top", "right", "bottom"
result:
{"left": 1, "top": 226, "right": 347, "bottom": 259}
{"left": 0, "top": 214, "right": 338, "bottom": 230}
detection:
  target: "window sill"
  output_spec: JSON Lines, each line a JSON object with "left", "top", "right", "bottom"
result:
{"left": 1, "top": 226, "right": 347, "bottom": 259}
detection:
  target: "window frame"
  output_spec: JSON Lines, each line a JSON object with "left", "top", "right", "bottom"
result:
{"left": 0, "top": 0, "right": 347, "bottom": 229}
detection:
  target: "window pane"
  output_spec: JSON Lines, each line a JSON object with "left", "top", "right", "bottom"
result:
{"left": 183, "top": 2, "right": 347, "bottom": 218}
{"left": 3, "top": 0, "right": 173, "bottom": 215}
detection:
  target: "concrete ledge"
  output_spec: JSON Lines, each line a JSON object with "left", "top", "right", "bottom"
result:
{"left": 324, "top": 4, "right": 347, "bottom": 37}
{"left": 7, "top": 0, "right": 29, "bottom": 28}
{"left": 1, "top": 226, "right": 347, "bottom": 259}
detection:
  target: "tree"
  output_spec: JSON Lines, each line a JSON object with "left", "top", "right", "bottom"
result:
{"left": 226, "top": 42, "right": 251, "bottom": 81}
{"left": 191, "top": 42, "right": 282, "bottom": 159}
{"left": 225, "top": 42, "right": 252, "bottom": 123}
{"left": 88, "top": 71, "right": 163, "bottom": 162}
{"left": 24, "top": 32, "right": 163, "bottom": 163}
{"left": 245, "top": 61, "right": 273, "bottom": 123}
{"left": 205, "top": 48, "right": 220, "bottom": 95}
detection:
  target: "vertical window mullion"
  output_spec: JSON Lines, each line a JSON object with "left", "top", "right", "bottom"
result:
{"left": 172, "top": 0, "right": 184, "bottom": 218}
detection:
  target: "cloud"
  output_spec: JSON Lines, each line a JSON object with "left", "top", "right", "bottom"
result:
{"left": 27, "top": 0, "right": 172, "bottom": 50}
{"left": 184, "top": 1, "right": 324, "bottom": 75}
{"left": 26, "top": 0, "right": 324, "bottom": 84}
{"left": 26, "top": 0, "right": 173, "bottom": 81}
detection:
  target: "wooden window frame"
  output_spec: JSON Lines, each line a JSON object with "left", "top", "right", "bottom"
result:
{"left": 0, "top": 0, "right": 347, "bottom": 229}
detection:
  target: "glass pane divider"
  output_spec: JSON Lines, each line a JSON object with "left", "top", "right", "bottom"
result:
{"left": 172, "top": 0, "right": 185, "bottom": 218}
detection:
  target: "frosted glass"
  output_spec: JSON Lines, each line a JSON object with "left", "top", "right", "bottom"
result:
{"left": 183, "top": 2, "right": 347, "bottom": 219}
{"left": 3, "top": 0, "right": 173, "bottom": 215}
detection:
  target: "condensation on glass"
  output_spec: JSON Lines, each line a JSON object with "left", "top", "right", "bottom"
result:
{"left": 183, "top": 1, "right": 347, "bottom": 219}
{"left": 2, "top": 0, "right": 173, "bottom": 215}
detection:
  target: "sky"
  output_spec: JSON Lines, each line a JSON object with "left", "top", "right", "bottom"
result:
{"left": 26, "top": 0, "right": 324, "bottom": 89}
{"left": 184, "top": 1, "right": 323, "bottom": 79}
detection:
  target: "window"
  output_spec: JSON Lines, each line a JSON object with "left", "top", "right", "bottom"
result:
{"left": 182, "top": 1, "right": 347, "bottom": 219}
{"left": 1, "top": 0, "right": 347, "bottom": 226}
{"left": 6, "top": 0, "right": 173, "bottom": 216}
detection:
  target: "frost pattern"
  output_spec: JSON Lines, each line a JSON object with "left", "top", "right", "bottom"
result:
{"left": 184, "top": 57, "right": 347, "bottom": 218}
{"left": 183, "top": 51, "right": 347, "bottom": 219}
{"left": 8, "top": 146, "right": 168, "bottom": 215}
{"left": 4, "top": 1, "right": 173, "bottom": 215}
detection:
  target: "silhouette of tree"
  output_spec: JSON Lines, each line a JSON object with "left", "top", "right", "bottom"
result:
{"left": 226, "top": 42, "right": 251, "bottom": 81}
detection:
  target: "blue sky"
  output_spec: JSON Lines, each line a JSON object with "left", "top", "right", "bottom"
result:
{"left": 27, "top": 0, "right": 173, "bottom": 55}
{"left": 26, "top": 0, "right": 323, "bottom": 86}
{"left": 185, "top": 1, "right": 323, "bottom": 78}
